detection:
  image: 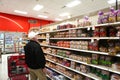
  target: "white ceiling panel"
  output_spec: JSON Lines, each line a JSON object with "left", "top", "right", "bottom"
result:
{"left": 0, "top": 0, "right": 119, "bottom": 21}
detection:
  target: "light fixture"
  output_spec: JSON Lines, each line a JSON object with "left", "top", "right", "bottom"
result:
{"left": 67, "top": 15, "right": 71, "bottom": 19}
{"left": 38, "top": 15, "right": 48, "bottom": 18}
{"left": 55, "top": 18, "right": 63, "bottom": 21}
{"left": 107, "top": 0, "right": 120, "bottom": 4}
{"left": 33, "top": 4, "right": 43, "bottom": 11}
{"left": 14, "top": 10, "right": 27, "bottom": 14}
{"left": 66, "top": 0, "right": 81, "bottom": 8}
{"left": 59, "top": 13, "right": 70, "bottom": 17}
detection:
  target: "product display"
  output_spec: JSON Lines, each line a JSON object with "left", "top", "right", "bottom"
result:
{"left": 77, "top": 16, "right": 92, "bottom": 27}
{"left": 2, "top": 1, "right": 120, "bottom": 80}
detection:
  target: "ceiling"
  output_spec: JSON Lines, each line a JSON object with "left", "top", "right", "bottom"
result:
{"left": 0, "top": 0, "right": 119, "bottom": 21}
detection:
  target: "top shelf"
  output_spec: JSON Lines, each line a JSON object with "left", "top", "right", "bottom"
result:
{"left": 38, "top": 26, "right": 91, "bottom": 34}
{"left": 95, "top": 22, "right": 120, "bottom": 27}
{"left": 39, "top": 22, "right": 120, "bottom": 34}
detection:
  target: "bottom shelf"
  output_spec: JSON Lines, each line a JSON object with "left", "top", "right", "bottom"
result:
{"left": 46, "top": 65, "right": 71, "bottom": 80}
{"left": 46, "top": 74, "right": 53, "bottom": 80}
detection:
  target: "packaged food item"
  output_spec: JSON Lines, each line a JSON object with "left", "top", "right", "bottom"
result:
{"left": 115, "top": 41, "right": 120, "bottom": 53}
{"left": 102, "top": 13, "right": 109, "bottom": 23}
{"left": 70, "top": 61, "right": 76, "bottom": 69}
{"left": 94, "top": 27, "right": 100, "bottom": 37}
{"left": 116, "top": 26, "right": 120, "bottom": 37}
{"left": 99, "top": 55, "right": 105, "bottom": 65}
{"left": 109, "top": 7, "right": 116, "bottom": 23}
{"left": 112, "top": 63, "right": 120, "bottom": 71}
{"left": 105, "top": 56, "right": 112, "bottom": 67}
{"left": 83, "top": 16, "right": 91, "bottom": 26}
{"left": 101, "top": 70, "right": 110, "bottom": 80}
{"left": 108, "top": 40, "right": 116, "bottom": 55}
{"left": 117, "top": 9, "right": 120, "bottom": 22}
{"left": 76, "top": 64, "right": 80, "bottom": 71}
{"left": 100, "top": 27, "right": 106, "bottom": 37}
{"left": 96, "top": 69, "right": 101, "bottom": 77}
{"left": 98, "top": 11, "right": 104, "bottom": 24}
{"left": 93, "top": 40, "right": 99, "bottom": 51}
{"left": 87, "top": 57, "right": 91, "bottom": 64}
{"left": 99, "top": 46, "right": 108, "bottom": 52}
{"left": 109, "top": 27, "right": 117, "bottom": 37}
{"left": 111, "top": 74, "right": 120, "bottom": 80}
{"left": 91, "top": 54, "right": 99, "bottom": 65}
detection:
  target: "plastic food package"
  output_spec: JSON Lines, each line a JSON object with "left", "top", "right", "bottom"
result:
{"left": 117, "top": 9, "right": 120, "bottom": 22}
{"left": 102, "top": 13, "right": 109, "bottom": 23}
{"left": 111, "top": 74, "right": 120, "bottom": 80}
{"left": 98, "top": 11, "right": 104, "bottom": 24}
{"left": 109, "top": 8, "right": 116, "bottom": 23}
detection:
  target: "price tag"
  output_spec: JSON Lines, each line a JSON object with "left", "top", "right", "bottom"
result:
{"left": 92, "top": 26, "right": 95, "bottom": 30}
{"left": 91, "top": 39, "right": 94, "bottom": 43}
{"left": 87, "top": 27, "right": 90, "bottom": 31}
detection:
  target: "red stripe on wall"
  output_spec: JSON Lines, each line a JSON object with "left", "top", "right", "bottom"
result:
{"left": 0, "top": 12, "right": 54, "bottom": 32}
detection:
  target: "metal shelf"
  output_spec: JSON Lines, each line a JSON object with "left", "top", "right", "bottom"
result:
{"left": 50, "top": 37, "right": 120, "bottom": 40}
{"left": 46, "top": 59, "right": 102, "bottom": 80}
{"left": 46, "top": 65, "right": 72, "bottom": 79}
{"left": 95, "top": 22, "right": 120, "bottom": 27}
{"left": 45, "top": 53, "right": 120, "bottom": 75}
{"left": 41, "top": 45, "right": 120, "bottom": 57}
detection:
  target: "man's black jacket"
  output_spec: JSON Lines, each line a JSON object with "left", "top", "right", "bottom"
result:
{"left": 24, "top": 40, "right": 46, "bottom": 69}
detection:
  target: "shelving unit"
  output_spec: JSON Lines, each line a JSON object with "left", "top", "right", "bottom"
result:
{"left": 46, "top": 59, "right": 102, "bottom": 80}
{"left": 42, "top": 45, "right": 120, "bottom": 57}
{"left": 37, "top": 21, "right": 120, "bottom": 79}
{"left": 45, "top": 52, "right": 120, "bottom": 75}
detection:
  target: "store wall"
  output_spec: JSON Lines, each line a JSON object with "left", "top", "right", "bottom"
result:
{"left": 0, "top": 12, "right": 53, "bottom": 33}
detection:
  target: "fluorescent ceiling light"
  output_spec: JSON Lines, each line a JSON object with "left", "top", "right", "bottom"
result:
{"left": 33, "top": 4, "right": 43, "bottom": 11}
{"left": 55, "top": 18, "right": 62, "bottom": 21}
{"left": 38, "top": 15, "right": 48, "bottom": 18}
{"left": 66, "top": 0, "right": 81, "bottom": 8}
{"left": 14, "top": 10, "right": 27, "bottom": 14}
{"left": 67, "top": 15, "right": 71, "bottom": 19}
{"left": 107, "top": 0, "right": 120, "bottom": 4}
{"left": 59, "top": 13, "right": 70, "bottom": 17}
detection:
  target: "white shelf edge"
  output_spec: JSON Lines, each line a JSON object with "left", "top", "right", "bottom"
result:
{"left": 46, "top": 53, "right": 120, "bottom": 75}
{"left": 46, "top": 75, "right": 53, "bottom": 80}
{"left": 94, "top": 37, "right": 120, "bottom": 40}
{"left": 95, "top": 22, "right": 120, "bottom": 27}
{"left": 50, "top": 37, "right": 120, "bottom": 40}
{"left": 50, "top": 37, "right": 92, "bottom": 40}
{"left": 46, "top": 59, "right": 102, "bottom": 80}
{"left": 46, "top": 65, "right": 72, "bottom": 79}
{"left": 41, "top": 45, "right": 120, "bottom": 57}
{"left": 109, "top": 68, "right": 120, "bottom": 75}
{"left": 39, "top": 22, "right": 120, "bottom": 34}
{"left": 39, "top": 26, "right": 92, "bottom": 34}
{"left": 37, "top": 38, "right": 46, "bottom": 39}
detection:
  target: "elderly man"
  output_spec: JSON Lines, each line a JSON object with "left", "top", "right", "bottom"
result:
{"left": 24, "top": 31, "right": 47, "bottom": 80}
